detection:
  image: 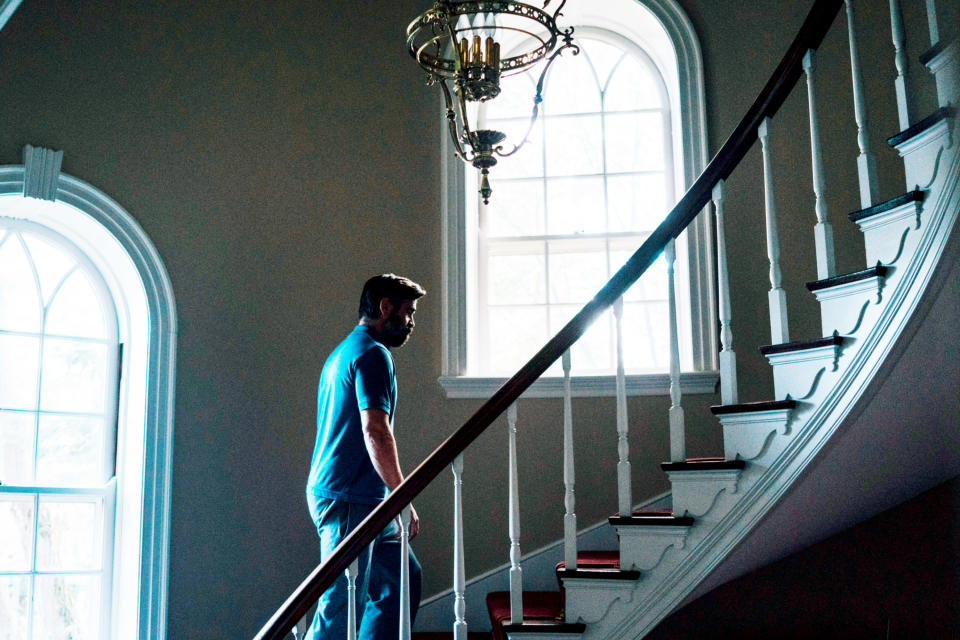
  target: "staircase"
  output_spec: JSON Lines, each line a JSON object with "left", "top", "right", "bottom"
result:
{"left": 255, "top": 1, "right": 960, "bottom": 638}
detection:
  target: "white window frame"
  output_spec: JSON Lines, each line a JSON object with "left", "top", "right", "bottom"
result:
{"left": 439, "top": 0, "right": 717, "bottom": 398}
{"left": 0, "top": 145, "right": 176, "bottom": 640}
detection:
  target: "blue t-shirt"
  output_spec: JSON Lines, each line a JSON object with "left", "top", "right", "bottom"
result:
{"left": 306, "top": 325, "right": 397, "bottom": 506}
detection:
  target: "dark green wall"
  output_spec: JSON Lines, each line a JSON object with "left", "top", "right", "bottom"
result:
{"left": 0, "top": 0, "right": 954, "bottom": 637}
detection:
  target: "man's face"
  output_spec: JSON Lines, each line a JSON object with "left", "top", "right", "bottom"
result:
{"left": 381, "top": 298, "right": 417, "bottom": 348}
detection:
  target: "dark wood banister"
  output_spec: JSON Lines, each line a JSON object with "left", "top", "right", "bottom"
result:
{"left": 254, "top": 0, "right": 844, "bottom": 637}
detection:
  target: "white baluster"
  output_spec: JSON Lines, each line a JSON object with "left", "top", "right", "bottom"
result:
{"left": 889, "top": 0, "right": 912, "bottom": 131}
{"left": 926, "top": 0, "right": 940, "bottom": 47}
{"left": 452, "top": 455, "right": 467, "bottom": 640}
{"left": 399, "top": 505, "right": 412, "bottom": 640}
{"left": 844, "top": 0, "right": 880, "bottom": 208}
{"left": 665, "top": 240, "right": 686, "bottom": 462}
{"left": 712, "top": 180, "right": 737, "bottom": 405}
{"left": 561, "top": 350, "right": 577, "bottom": 569}
{"left": 758, "top": 118, "right": 790, "bottom": 345}
{"left": 802, "top": 49, "right": 836, "bottom": 281}
{"left": 507, "top": 403, "right": 523, "bottom": 624}
{"left": 613, "top": 298, "right": 632, "bottom": 516}
{"left": 346, "top": 557, "right": 360, "bottom": 640}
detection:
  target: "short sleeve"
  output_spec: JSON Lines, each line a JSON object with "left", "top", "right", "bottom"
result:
{"left": 355, "top": 347, "right": 393, "bottom": 414}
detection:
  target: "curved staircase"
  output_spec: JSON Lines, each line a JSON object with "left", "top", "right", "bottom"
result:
{"left": 255, "top": 1, "right": 960, "bottom": 638}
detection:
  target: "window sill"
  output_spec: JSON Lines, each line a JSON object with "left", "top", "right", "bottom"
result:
{"left": 437, "top": 371, "right": 719, "bottom": 399}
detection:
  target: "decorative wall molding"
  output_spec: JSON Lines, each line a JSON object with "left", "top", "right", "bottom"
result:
{"left": 23, "top": 144, "right": 63, "bottom": 201}
{"left": 438, "top": 371, "right": 719, "bottom": 399}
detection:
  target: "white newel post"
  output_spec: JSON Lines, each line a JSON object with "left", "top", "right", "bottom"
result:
{"left": 346, "top": 557, "right": 360, "bottom": 640}
{"left": 802, "top": 49, "right": 837, "bottom": 281}
{"left": 665, "top": 240, "right": 686, "bottom": 462}
{"left": 889, "top": 0, "right": 912, "bottom": 131}
{"left": 452, "top": 455, "right": 467, "bottom": 640}
{"left": 507, "top": 403, "right": 523, "bottom": 624}
{"left": 758, "top": 118, "right": 790, "bottom": 345}
{"left": 562, "top": 350, "right": 577, "bottom": 569}
{"left": 844, "top": 0, "right": 880, "bottom": 208}
{"left": 399, "top": 505, "right": 412, "bottom": 640}
{"left": 712, "top": 180, "right": 738, "bottom": 405}
{"left": 613, "top": 298, "right": 632, "bottom": 516}
{"left": 926, "top": 0, "right": 940, "bottom": 47}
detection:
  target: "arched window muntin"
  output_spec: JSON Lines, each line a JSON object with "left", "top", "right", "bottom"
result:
{"left": 0, "top": 215, "right": 121, "bottom": 639}
{"left": 470, "top": 27, "right": 691, "bottom": 376}
{"left": 0, "top": 162, "right": 176, "bottom": 640}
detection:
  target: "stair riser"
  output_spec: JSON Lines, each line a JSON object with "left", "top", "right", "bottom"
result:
{"left": 812, "top": 276, "right": 884, "bottom": 337}
{"left": 856, "top": 199, "right": 922, "bottom": 267}
{"left": 666, "top": 470, "right": 741, "bottom": 517}
{"left": 561, "top": 580, "right": 638, "bottom": 625}
{"left": 926, "top": 41, "right": 959, "bottom": 110}
{"left": 718, "top": 408, "right": 792, "bottom": 462}
{"left": 895, "top": 115, "right": 953, "bottom": 194}
{"left": 764, "top": 344, "right": 842, "bottom": 401}
{"left": 615, "top": 526, "right": 689, "bottom": 572}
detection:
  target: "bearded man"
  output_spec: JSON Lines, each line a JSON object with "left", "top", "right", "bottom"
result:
{"left": 305, "top": 273, "right": 425, "bottom": 640}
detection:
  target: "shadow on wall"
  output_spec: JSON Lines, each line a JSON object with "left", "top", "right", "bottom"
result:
{"left": 646, "top": 475, "right": 960, "bottom": 639}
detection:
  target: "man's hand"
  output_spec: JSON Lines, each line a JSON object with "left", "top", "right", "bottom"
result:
{"left": 407, "top": 504, "right": 420, "bottom": 540}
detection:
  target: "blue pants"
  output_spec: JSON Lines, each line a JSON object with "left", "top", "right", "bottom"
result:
{"left": 306, "top": 498, "right": 421, "bottom": 640}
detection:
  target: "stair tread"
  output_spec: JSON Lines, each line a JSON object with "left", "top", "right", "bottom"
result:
{"left": 661, "top": 458, "right": 745, "bottom": 471}
{"left": 759, "top": 335, "right": 844, "bottom": 356}
{"left": 609, "top": 511, "right": 694, "bottom": 526}
{"left": 848, "top": 190, "right": 924, "bottom": 223}
{"left": 487, "top": 591, "right": 566, "bottom": 640}
{"left": 556, "top": 550, "right": 620, "bottom": 569}
{"left": 557, "top": 567, "right": 641, "bottom": 580}
{"left": 412, "top": 634, "right": 493, "bottom": 640}
{"left": 500, "top": 621, "right": 586, "bottom": 634}
{"left": 919, "top": 39, "right": 952, "bottom": 66}
{"left": 887, "top": 106, "right": 954, "bottom": 147}
{"left": 711, "top": 399, "right": 797, "bottom": 415}
{"left": 806, "top": 265, "right": 888, "bottom": 292}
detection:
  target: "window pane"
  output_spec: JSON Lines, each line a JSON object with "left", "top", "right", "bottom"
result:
{"left": 622, "top": 301, "right": 670, "bottom": 371}
{"left": 487, "top": 306, "right": 547, "bottom": 374}
{"left": 0, "top": 496, "right": 35, "bottom": 571}
{"left": 0, "top": 411, "right": 36, "bottom": 485}
{"left": 33, "top": 574, "right": 101, "bottom": 640}
{"left": 547, "top": 239, "right": 609, "bottom": 303}
{"left": 550, "top": 305, "right": 613, "bottom": 373}
{"left": 542, "top": 48, "right": 601, "bottom": 115}
{"left": 486, "top": 246, "right": 546, "bottom": 306}
{"left": 610, "top": 248, "right": 669, "bottom": 302}
{"left": 489, "top": 117, "right": 544, "bottom": 179}
{"left": 484, "top": 179, "right": 545, "bottom": 237}
{"left": 604, "top": 55, "right": 663, "bottom": 111}
{"left": 545, "top": 176, "right": 605, "bottom": 236}
{"left": 486, "top": 71, "right": 537, "bottom": 120}
{"left": 36, "top": 498, "right": 102, "bottom": 571}
{"left": 37, "top": 415, "right": 107, "bottom": 487}
{"left": 45, "top": 270, "right": 108, "bottom": 340}
{"left": 608, "top": 173, "right": 669, "bottom": 233}
{"left": 582, "top": 39, "right": 624, "bottom": 91}
{"left": 21, "top": 232, "right": 75, "bottom": 308}
{"left": 0, "top": 334, "right": 41, "bottom": 410}
{"left": 39, "top": 339, "right": 109, "bottom": 413}
{"left": 0, "top": 575, "right": 30, "bottom": 640}
{"left": 545, "top": 115, "right": 603, "bottom": 177}
{"left": 605, "top": 111, "right": 666, "bottom": 173}
{"left": 0, "top": 233, "right": 42, "bottom": 333}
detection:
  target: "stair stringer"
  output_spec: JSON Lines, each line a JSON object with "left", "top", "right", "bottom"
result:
{"left": 569, "top": 117, "right": 960, "bottom": 640}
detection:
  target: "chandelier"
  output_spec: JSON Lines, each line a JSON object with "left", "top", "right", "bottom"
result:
{"left": 406, "top": 1, "right": 577, "bottom": 204}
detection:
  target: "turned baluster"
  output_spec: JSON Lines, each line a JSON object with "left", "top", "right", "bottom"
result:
{"left": 613, "top": 298, "right": 632, "bottom": 516}
{"left": 346, "top": 557, "right": 359, "bottom": 640}
{"left": 452, "top": 455, "right": 467, "bottom": 640}
{"left": 562, "top": 350, "right": 577, "bottom": 569}
{"left": 665, "top": 239, "right": 686, "bottom": 462}
{"left": 926, "top": 0, "right": 940, "bottom": 47}
{"left": 712, "top": 180, "right": 738, "bottom": 405}
{"left": 758, "top": 118, "right": 790, "bottom": 345}
{"left": 399, "top": 506, "right": 412, "bottom": 640}
{"left": 844, "top": 0, "right": 880, "bottom": 208}
{"left": 507, "top": 403, "right": 523, "bottom": 624}
{"left": 889, "top": 0, "right": 912, "bottom": 131}
{"left": 803, "top": 49, "right": 837, "bottom": 281}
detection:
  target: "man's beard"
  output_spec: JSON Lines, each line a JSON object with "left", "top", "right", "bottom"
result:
{"left": 381, "top": 310, "right": 413, "bottom": 347}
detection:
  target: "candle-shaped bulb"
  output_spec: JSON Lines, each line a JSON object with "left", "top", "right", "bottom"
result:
{"left": 484, "top": 37, "right": 494, "bottom": 67}
{"left": 472, "top": 35, "right": 482, "bottom": 65}
{"left": 458, "top": 38, "right": 469, "bottom": 67}
{"left": 493, "top": 42, "right": 501, "bottom": 70}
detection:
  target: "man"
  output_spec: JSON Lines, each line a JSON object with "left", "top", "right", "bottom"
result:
{"left": 305, "top": 274, "right": 425, "bottom": 640}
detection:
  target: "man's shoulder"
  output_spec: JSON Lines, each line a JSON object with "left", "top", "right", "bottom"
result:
{"left": 334, "top": 326, "right": 392, "bottom": 367}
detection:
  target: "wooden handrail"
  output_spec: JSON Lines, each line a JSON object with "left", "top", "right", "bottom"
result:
{"left": 253, "top": 0, "right": 844, "bottom": 637}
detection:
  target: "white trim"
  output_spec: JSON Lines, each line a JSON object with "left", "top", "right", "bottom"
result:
{"left": 0, "top": 164, "right": 177, "bottom": 640}
{"left": 438, "top": 371, "right": 718, "bottom": 398}
{"left": 439, "top": 0, "right": 714, "bottom": 391}
{"left": 0, "top": 0, "right": 23, "bottom": 31}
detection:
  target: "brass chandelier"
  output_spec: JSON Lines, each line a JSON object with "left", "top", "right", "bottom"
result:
{"left": 406, "top": 1, "right": 578, "bottom": 204}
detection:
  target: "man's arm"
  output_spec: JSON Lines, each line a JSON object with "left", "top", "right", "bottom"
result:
{"left": 360, "top": 408, "right": 420, "bottom": 538}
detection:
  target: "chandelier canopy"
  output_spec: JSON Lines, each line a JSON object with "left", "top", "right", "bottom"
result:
{"left": 406, "top": 1, "right": 577, "bottom": 203}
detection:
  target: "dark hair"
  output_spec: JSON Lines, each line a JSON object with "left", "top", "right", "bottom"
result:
{"left": 358, "top": 274, "right": 426, "bottom": 320}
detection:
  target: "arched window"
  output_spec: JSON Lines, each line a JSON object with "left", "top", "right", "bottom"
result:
{"left": 0, "top": 147, "right": 176, "bottom": 639}
{"left": 440, "top": 0, "right": 717, "bottom": 396}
